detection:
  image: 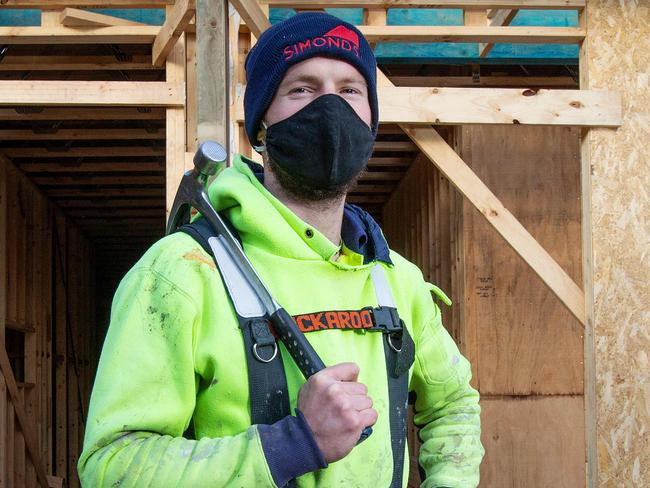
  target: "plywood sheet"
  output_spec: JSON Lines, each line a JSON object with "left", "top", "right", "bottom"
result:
{"left": 582, "top": 1, "right": 650, "bottom": 485}
{"left": 480, "top": 395, "right": 585, "bottom": 488}
{"left": 459, "top": 125, "right": 584, "bottom": 396}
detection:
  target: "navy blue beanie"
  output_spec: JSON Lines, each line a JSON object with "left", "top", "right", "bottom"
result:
{"left": 244, "top": 12, "right": 378, "bottom": 148}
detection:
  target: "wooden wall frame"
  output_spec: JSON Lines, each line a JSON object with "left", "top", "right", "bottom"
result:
{"left": 0, "top": 1, "right": 630, "bottom": 486}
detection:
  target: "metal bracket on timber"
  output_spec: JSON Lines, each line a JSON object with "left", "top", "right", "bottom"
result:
{"left": 0, "top": 347, "right": 49, "bottom": 487}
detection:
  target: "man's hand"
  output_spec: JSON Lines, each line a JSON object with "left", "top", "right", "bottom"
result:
{"left": 297, "top": 362, "right": 378, "bottom": 463}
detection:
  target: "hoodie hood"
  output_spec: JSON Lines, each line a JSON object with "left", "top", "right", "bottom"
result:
{"left": 206, "top": 154, "right": 392, "bottom": 267}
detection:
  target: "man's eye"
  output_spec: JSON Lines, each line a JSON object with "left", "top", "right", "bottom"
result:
{"left": 289, "top": 87, "right": 310, "bottom": 94}
{"left": 341, "top": 88, "right": 361, "bottom": 95}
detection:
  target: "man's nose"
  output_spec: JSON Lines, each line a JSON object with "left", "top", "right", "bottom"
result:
{"left": 320, "top": 82, "right": 338, "bottom": 96}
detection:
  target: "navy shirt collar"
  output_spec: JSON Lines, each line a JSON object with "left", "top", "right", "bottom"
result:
{"left": 247, "top": 159, "right": 393, "bottom": 266}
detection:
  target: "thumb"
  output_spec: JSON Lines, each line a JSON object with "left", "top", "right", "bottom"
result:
{"left": 321, "top": 362, "right": 360, "bottom": 382}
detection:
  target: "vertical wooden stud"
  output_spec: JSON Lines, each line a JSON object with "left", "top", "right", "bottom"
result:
{"left": 166, "top": 27, "right": 187, "bottom": 220}
{"left": 578, "top": 5, "right": 597, "bottom": 487}
{"left": 197, "top": 0, "right": 229, "bottom": 147}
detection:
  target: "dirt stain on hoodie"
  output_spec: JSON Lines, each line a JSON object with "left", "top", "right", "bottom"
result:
{"left": 183, "top": 249, "right": 216, "bottom": 270}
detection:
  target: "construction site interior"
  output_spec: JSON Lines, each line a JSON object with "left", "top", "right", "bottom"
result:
{"left": 0, "top": 1, "right": 647, "bottom": 487}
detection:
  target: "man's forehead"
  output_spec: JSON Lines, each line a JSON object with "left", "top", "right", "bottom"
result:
{"left": 280, "top": 57, "right": 367, "bottom": 85}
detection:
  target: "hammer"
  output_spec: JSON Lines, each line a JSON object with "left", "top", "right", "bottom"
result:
{"left": 166, "top": 141, "right": 371, "bottom": 442}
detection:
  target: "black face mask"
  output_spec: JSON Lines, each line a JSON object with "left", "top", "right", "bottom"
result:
{"left": 264, "top": 94, "right": 375, "bottom": 190}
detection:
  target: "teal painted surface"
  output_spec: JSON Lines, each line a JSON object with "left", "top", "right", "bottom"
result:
{"left": 0, "top": 9, "right": 40, "bottom": 26}
{"left": 0, "top": 7, "right": 577, "bottom": 63}
{"left": 270, "top": 8, "right": 579, "bottom": 63}
{"left": 0, "top": 8, "right": 164, "bottom": 26}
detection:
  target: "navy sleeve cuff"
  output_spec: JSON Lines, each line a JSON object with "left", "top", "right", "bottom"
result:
{"left": 258, "top": 409, "right": 328, "bottom": 487}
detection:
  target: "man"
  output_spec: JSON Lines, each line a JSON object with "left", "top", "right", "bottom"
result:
{"left": 78, "top": 12, "right": 483, "bottom": 488}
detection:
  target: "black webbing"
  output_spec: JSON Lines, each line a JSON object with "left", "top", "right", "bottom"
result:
{"left": 383, "top": 326, "right": 414, "bottom": 488}
{"left": 179, "top": 218, "right": 295, "bottom": 487}
{"left": 239, "top": 317, "right": 291, "bottom": 425}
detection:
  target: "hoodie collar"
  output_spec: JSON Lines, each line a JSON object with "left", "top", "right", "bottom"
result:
{"left": 207, "top": 155, "right": 392, "bottom": 267}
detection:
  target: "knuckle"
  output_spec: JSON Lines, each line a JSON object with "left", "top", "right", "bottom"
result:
{"left": 335, "top": 398, "right": 350, "bottom": 413}
{"left": 311, "top": 373, "right": 327, "bottom": 389}
{"left": 342, "top": 410, "right": 360, "bottom": 431}
{"left": 327, "top": 383, "right": 341, "bottom": 400}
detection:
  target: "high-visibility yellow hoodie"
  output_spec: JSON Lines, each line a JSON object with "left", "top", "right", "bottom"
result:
{"left": 78, "top": 155, "right": 484, "bottom": 487}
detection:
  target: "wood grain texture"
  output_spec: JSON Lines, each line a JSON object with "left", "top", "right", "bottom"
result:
{"left": 480, "top": 396, "right": 585, "bottom": 488}
{"left": 582, "top": 1, "right": 650, "bottom": 486}
{"left": 458, "top": 125, "right": 584, "bottom": 396}
{"left": 0, "top": 81, "right": 184, "bottom": 107}
{"left": 0, "top": 159, "right": 96, "bottom": 485}
{"left": 196, "top": 0, "right": 229, "bottom": 147}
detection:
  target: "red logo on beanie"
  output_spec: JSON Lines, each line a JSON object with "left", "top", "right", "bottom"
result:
{"left": 283, "top": 25, "right": 360, "bottom": 61}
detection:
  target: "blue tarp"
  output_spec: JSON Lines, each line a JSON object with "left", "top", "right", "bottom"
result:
{"left": 0, "top": 7, "right": 578, "bottom": 64}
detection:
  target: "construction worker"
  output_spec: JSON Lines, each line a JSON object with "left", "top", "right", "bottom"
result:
{"left": 78, "top": 12, "right": 483, "bottom": 488}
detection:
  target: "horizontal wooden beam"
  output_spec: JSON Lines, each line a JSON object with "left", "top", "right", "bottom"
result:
{"left": 358, "top": 25, "right": 584, "bottom": 44}
{"left": 235, "top": 87, "right": 621, "bottom": 127}
{"left": 0, "top": 128, "right": 164, "bottom": 141}
{"left": 346, "top": 195, "right": 387, "bottom": 204}
{"left": 367, "top": 157, "right": 411, "bottom": 167}
{"left": 349, "top": 184, "right": 396, "bottom": 193}
{"left": 390, "top": 76, "right": 578, "bottom": 88}
{"left": 260, "top": 0, "right": 584, "bottom": 8}
{"left": 4, "top": 146, "right": 165, "bottom": 158}
{"left": 0, "top": 26, "right": 159, "bottom": 44}
{"left": 0, "top": 55, "right": 154, "bottom": 71}
{"left": 47, "top": 187, "right": 164, "bottom": 197}
{"left": 378, "top": 87, "right": 621, "bottom": 127}
{"left": 60, "top": 7, "right": 147, "bottom": 27}
{"left": 152, "top": 0, "right": 196, "bottom": 67}
{"left": 65, "top": 208, "right": 164, "bottom": 217}
{"left": 373, "top": 141, "right": 418, "bottom": 151}
{"left": 358, "top": 171, "right": 403, "bottom": 181}
{"left": 18, "top": 161, "right": 164, "bottom": 172}
{"left": 0, "top": 81, "right": 184, "bottom": 107}
{"left": 32, "top": 175, "right": 164, "bottom": 185}
{"left": 57, "top": 198, "right": 164, "bottom": 208}
{"left": 0, "top": 1, "right": 173, "bottom": 8}
{"left": 0, "top": 107, "right": 166, "bottom": 121}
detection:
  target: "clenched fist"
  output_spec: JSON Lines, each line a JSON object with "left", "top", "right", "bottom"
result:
{"left": 298, "top": 362, "right": 378, "bottom": 463}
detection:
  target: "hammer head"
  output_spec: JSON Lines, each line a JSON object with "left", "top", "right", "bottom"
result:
{"left": 193, "top": 141, "right": 228, "bottom": 182}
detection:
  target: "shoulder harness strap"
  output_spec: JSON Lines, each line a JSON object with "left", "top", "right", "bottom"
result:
{"left": 370, "top": 265, "right": 415, "bottom": 488}
{"left": 179, "top": 218, "right": 291, "bottom": 426}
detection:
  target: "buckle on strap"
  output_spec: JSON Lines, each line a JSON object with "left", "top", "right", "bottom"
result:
{"left": 371, "top": 306, "right": 403, "bottom": 333}
{"left": 247, "top": 319, "right": 278, "bottom": 363}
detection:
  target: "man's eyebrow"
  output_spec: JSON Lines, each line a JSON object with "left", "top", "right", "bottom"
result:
{"left": 282, "top": 74, "right": 322, "bottom": 85}
{"left": 281, "top": 74, "right": 367, "bottom": 86}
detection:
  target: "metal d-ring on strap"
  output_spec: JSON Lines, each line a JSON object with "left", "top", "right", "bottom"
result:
{"left": 387, "top": 333, "right": 403, "bottom": 353}
{"left": 253, "top": 342, "right": 278, "bottom": 363}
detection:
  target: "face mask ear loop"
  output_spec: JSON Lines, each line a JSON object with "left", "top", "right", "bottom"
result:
{"left": 253, "top": 121, "right": 268, "bottom": 153}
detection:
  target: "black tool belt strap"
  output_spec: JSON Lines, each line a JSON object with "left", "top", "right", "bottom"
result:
{"left": 370, "top": 265, "right": 415, "bottom": 488}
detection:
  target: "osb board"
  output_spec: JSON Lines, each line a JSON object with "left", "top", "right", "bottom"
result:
{"left": 458, "top": 125, "right": 584, "bottom": 396}
{"left": 480, "top": 395, "right": 585, "bottom": 488}
{"left": 583, "top": 1, "right": 650, "bottom": 485}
